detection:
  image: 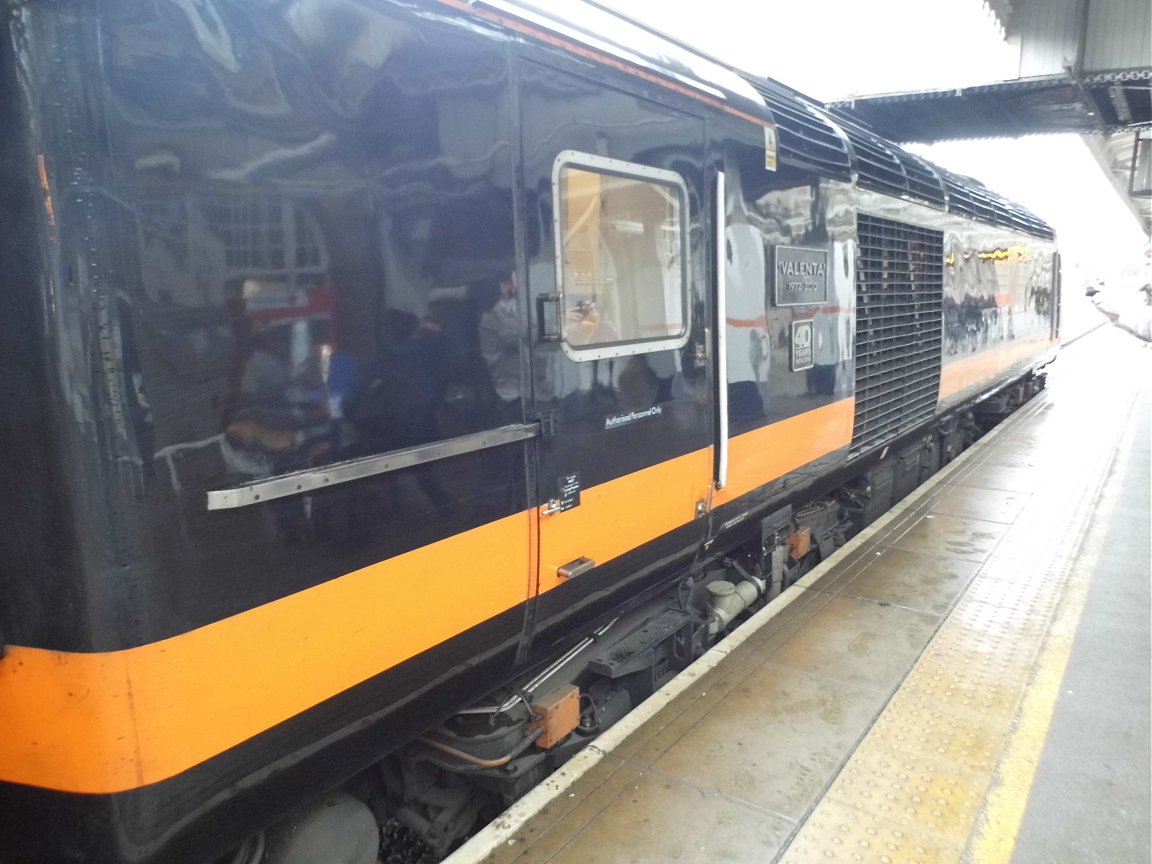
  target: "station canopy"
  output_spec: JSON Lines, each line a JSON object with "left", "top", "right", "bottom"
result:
{"left": 830, "top": 0, "right": 1152, "bottom": 236}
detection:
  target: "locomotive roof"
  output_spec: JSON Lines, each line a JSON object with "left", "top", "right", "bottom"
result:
{"left": 466, "top": 0, "right": 1054, "bottom": 240}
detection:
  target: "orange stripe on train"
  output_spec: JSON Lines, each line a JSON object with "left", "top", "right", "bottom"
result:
{"left": 940, "top": 339, "right": 1056, "bottom": 402}
{"left": 0, "top": 514, "right": 532, "bottom": 794}
{"left": 0, "top": 398, "right": 854, "bottom": 793}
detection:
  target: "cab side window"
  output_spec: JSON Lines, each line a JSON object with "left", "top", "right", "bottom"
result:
{"left": 554, "top": 153, "right": 689, "bottom": 359}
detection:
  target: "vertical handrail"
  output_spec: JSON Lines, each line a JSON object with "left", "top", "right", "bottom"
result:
{"left": 715, "top": 171, "right": 728, "bottom": 489}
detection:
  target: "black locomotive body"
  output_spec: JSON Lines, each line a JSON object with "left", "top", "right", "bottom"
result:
{"left": 0, "top": 1, "right": 1057, "bottom": 862}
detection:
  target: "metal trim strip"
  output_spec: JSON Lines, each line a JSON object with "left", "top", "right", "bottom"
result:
{"left": 206, "top": 424, "right": 539, "bottom": 510}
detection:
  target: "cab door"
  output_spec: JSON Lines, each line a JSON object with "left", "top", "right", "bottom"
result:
{"left": 518, "top": 61, "right": 714, "bottom": 625}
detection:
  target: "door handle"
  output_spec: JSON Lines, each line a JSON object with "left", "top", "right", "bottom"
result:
{"left": 537, "top": 293, "right": 562, "bottom": 342}
{"left": 558, "top": 557, "right": 595, "bottom": 580}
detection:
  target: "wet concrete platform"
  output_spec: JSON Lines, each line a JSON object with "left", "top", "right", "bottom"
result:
{"left": 449, "top": 325, "right": 1151, "bottom": 864}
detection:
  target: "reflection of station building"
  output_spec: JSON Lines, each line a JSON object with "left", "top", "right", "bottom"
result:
{"left": 134, "top": 190, "right": 336, "bottom": 491}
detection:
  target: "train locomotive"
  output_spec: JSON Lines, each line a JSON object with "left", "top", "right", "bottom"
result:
{"left": 0, "top": 1, "right": 1059, "bottom": 862}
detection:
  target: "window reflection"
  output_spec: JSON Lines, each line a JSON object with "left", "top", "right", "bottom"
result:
{"left": 134, "top": 182, "right": 515, "bottom": 501}
{"left": 557, "top": 163, "right": 687, "bottom": 353}
{"left": 223, "top": 277, "right": 335, "bottom": 476}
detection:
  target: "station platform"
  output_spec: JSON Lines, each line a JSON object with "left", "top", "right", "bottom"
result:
{"left": 448, "top": 324, "right": 1151, "bottom": 864}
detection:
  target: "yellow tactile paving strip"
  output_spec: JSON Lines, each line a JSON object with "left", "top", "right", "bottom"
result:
{"left": 778, "top": 339, "right": 1148, "bottom": 864}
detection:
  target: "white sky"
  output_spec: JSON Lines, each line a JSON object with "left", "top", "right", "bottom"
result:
{"left": 607, "top": 0, "right": 1150, "bottom": 287}
{"left": 608, "top": 0, "right": 1018, "bottom": 99}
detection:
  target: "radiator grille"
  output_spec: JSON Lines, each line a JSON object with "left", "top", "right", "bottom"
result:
{"left": 851, "top": 215, "right": 944, "bottom": 457}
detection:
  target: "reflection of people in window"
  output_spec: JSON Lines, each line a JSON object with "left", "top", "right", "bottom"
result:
{"left": 220, "top": 277, "right": 335, "bottom": 465}
{"left": 479, "top": 271, "right": 522, "bottom": 424}
{"left": 241, "top": 333, "right": 289, "bottom": 406}
{"left": 226, "top": 326, "right": 330, "bottom": 460}
{"left": 565, "top": 298, "right": 617, "bottom": 346}
{"left": 343, "top": 308, "right": 444, "bottom": 452}
{"left": 617, "top": 355, "right": 659, "bottom": 409}
{"left": 222, "top": 276, "right": 254, "bottom": 430}
{"left": 342, "top": 308, "right": 450, "bottom": 509}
